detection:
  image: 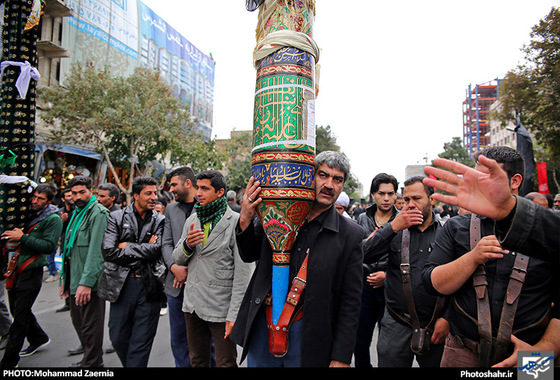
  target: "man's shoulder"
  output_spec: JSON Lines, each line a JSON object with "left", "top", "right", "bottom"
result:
{"left": 356, "top": 211, "right": 370, "bottom": 224}
{"left": 92, "top": 202, "right": 110, "bottom": 215}
{"left": 166, "top": 201, "right": 182, "bottom": 212}
{"left": 216, "top": 206, "right": 239, "bottom": 227}
{"left": 443, "top": 213, "right": 471, "bottom": 228}
{"left": 338, "top": 211, "right": 363, "bottom": 236}
{"left": 41, "top": 210, "right": 62, "bottom": 225}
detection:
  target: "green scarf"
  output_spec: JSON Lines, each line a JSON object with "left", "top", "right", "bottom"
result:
{"left": 194, "top": 196, "right": 227, "bottom": 234}
{"left": 61, "top": 195, "right": 97, "bottom": 279}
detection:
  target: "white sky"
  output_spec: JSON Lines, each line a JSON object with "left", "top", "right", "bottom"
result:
{"left": 141, "top": 0, "right": 558, "bottom": 195}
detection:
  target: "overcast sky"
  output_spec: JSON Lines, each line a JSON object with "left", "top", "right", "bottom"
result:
{"left": 141, "top": 0, "right": 558, "bottom": 195}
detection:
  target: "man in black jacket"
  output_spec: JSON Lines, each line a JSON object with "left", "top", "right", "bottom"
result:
{"left": 98, "top": 176, "right": 165, "bottom": 367}
{"left": 354, "top": 173, "right": 399, "bottom": 367}
{"left": 231, "top": 151, "right": 364, "bottom": 367}
{"left": 161, "top": 167, "right": 197, "bottom": 367}
{"left": 363, "top": 176, "right": 449, "bottom": 367}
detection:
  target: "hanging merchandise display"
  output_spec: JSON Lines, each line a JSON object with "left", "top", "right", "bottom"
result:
{"left": 0, "top": 0, "right": 42, "bottom": 233}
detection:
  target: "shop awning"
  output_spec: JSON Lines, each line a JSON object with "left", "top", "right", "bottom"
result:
{"left": 35, "top": 144, "right": 102, "bottom": 160}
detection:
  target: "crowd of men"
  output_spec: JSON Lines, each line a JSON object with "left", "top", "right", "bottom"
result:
{"left": 0, "top": 147, "right": 558, "bottom": 368}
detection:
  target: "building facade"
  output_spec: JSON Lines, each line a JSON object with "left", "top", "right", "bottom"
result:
{"left": 35, "top": 0, "right": 215, "bottom": 187}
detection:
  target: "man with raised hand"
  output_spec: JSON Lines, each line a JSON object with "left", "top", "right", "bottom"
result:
{"left": 422, "top": 146, "right": 557, "bottom": 367}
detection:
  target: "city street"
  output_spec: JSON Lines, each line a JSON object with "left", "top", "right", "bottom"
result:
{"left": 13, "top": 270, "right": 175, "bottom": 368}
{"left": 4, "top": 270, "right": 379, "bottom": 369}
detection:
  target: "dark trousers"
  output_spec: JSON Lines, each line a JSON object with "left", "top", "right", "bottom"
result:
{"left": 184, "top": 311, "right": 237, "bottom": 367}
{"left": 353, "top": 284, "right": 385, "bottom": 367}
{"left": 167, "top": 293, "right": 190, "bottom": 367}
{"left": 70, "top": 291, "right": 105, "bottom": 367}
{"left": 1, "top": 267, "right": 48, "bottom": 368}
{"left": 377, "top": 310, "right": 444, "bottom": 367}
{"left": 108, "top": 277, "right": 160, "bottom": 367}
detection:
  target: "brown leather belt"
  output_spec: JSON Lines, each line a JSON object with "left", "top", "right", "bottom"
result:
{"left": 128, "top": 268, "right": 143, "bottom": 278}
{"left": 265, "top": 252, "right": 309, "bottom": 357}
{"left": 469, "top": 214, "right": 530, "bottom": 366}
{"left": 400, "top": 228, "right": 445, "bottom": 354}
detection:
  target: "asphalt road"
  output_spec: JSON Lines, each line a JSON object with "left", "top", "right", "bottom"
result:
{"left": 11, "top": 270, "right": 175, "bottom": 368}
{"left": 3, "top": 270, "right": 379, "bottom": 369}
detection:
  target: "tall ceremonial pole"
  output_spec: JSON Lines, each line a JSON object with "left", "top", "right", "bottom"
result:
{"left": 246, "top": 0, "right": 320, "bottom": 355}
{"left": 0, "top": 0, "right": 41, "bottom": 234}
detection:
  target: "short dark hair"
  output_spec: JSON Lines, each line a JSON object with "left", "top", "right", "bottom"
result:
{"left": 168, "top": 166, "right": 196, "bottom": 185}
{"left": 404, "top": 175, "right": 434, "bottom": 197}
{"left": 315, "top": 151, "right": 350, "bottom": 182}
{"left": 370, "top": 173, "right": 398, "bottom": 195}
{"left": 132, "top": 176, "right": 158, "bottom": 195}
{"left": 98, "top": 183, "right": 120, "bottom": 199}
{"left": 196, "top": 170, "right": 226, "bottom": 193}
{"left": 34, "top": 184, "right": 56, "bottom": 201}
{"left": 61, "top": 187, "right": 72, "bottom": 195}
{"left": 68, "top": 175, "right": 92, "bottom": 190}
{"left": 473, "top": 146, "right": 525, "bottom": 185}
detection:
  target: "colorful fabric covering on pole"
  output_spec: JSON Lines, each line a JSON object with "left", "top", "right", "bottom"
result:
{"left": 0, "top": 0, "right": 42, "bottom": 233}
{"left": 248, "top": 0, "right": 319, "bottom": 354}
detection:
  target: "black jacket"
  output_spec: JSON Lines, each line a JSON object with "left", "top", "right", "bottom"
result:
{"left": 98, "top": 203, "right": 165, "bottom": 302}
{"left": 230, "top": 205, "right": 364, "bottom": 367}
{"left": 358, "top": 204, "right": 398, "bottom": 276}
{"left": 364, "top": 212, "right": 444, "bottom": 323}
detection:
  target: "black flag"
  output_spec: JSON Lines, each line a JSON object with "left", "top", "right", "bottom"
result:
{"left": 513, "top": 111, "right": 536, "bottom": 196}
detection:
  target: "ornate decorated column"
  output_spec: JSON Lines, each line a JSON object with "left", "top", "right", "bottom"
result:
{"left": 248, "top": 0, "right": 320, "bottom": 355}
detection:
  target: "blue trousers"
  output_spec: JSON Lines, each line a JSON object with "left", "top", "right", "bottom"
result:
{"left": 247, "top": 308, "right": 302, "bottom": 367}
{"left": 166, "top": 293, "right": 190, "bottom": 367}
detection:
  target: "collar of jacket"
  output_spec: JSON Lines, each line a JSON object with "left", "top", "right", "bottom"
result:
{"left": 365, "top": 203, "right": 398, "bottom": 221}
{"left": 123, "top": 203, "right": 158, "bottom": 240}
{"left": 316, "top": 204, "right": 340, "bottom": 234}
{"left": 126, "top": 202, "right": 156, "bottom": 220}
{"left": 28, "top": 203, "right": 60, "bottom": 227}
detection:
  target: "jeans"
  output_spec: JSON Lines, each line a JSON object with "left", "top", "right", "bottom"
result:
{"left": 166, "top": 293, "right": 190, "bottom": 367}
{"left": 247, "top": 308, "right": 302, "bottom": 367}
{"left": 46, "top": 249, "right": 57, "bottom": 276}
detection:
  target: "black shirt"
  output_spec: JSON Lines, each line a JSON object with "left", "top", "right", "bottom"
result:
{"left": 289, "top": 210, "right": 328, "bottom": 281}
{"left": 364, "top": 212, "right": 443, "bottom": 323}
{"left": 422, "top": 213, "right": 556, "bottom": 345}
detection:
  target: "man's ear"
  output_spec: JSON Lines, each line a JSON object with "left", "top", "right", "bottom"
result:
{"left": 510, "top": 173, "right": 523, "bottom": 192}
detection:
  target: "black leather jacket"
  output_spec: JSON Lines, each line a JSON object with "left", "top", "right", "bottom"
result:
{"left": 357, "top": 204, "right": 398, "bottom": 279}
{"left": 98, "top": 203, "right": 165, "bottom": 302}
